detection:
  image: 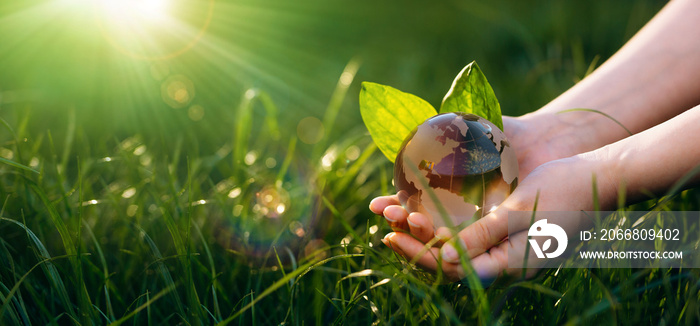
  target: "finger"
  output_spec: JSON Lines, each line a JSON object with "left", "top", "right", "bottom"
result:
{"left": 453, "top": 204, "right": 532, "bottom": 258}
{"left": 384, "top": 232, "right": 469, "bottom": 282}
{"left": 383, "top": 205, "right": 409, "bottom": 231}
{"left": 381, "top": 232, "right": 441, "bottom": 272}
{"left": 406, "top": 212, "right": 436, "bottom": 244}
{"left": 436, "top": 214, "right": 507, "bottom": 261}
{"left": 369, "top": 195, "right": 400, "bottom": 215}
{"left": 470, "top": 231, "right": 540, "bottom": 280}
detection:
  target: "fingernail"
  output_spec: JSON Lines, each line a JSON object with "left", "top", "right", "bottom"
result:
{"left": 382, "top": 233, "right": 396, "bottom": 245}
{"left": 441, "top": 244, "right": 458, "bottom": 263}
{"left": 369, "top": 198, "right": 378, "bottom": 211}
{"left": 384, "top": 215, "right": 397, "bottom": 223}
{"left": 406, "top": 215, "right": 420, "bottom": 229}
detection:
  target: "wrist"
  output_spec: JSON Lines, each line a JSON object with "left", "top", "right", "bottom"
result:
{"left": 520, "top": 107, "right": 619, "bottom": 155}
{"left": 575, "top": 146, "right": 621, "bottom": 211}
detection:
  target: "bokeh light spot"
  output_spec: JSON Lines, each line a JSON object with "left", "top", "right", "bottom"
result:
{"left": 133, "top": 145, "right": 146, "bottom": 156}
{"left": 0, "top": 148, "right": 13, "bottom": 160}
{"left": 228, "top": 187, "right": 242, "bottom": 198}
{"left": 256, "top": 186, "right": 290, "bottom": 219}
{"left": 321, "top": 150, "right": 337, "bottom": 171}
{"left": 29, "top": 157, "right": 39, "bottom": 167}
{"left": 369, "top": 225, "right": 379, "bottom": 235}
{"left": 161, "top": 75, "right": 195, "bottom": 108}
{"left": 345, "top": 145, "right": 361, "bottom": 161}
{"left": 188, "top": 104, "right": 204, "bottom": 121}
{"left": 122, "top": 187, "right": 136, "bottom": 198}
{"left": 232, "top": 205, "right": 243, "bottom": 217}
{"left": 289, "top": 221, "right": 305, "bottom": 237}
{"left": 244, "top": 151, "right": 258, "bottom": 165}
{"left": 126, "top": 204, "right": 138, "bottom": 217}
{"left": 297, "top": 117, "right": 324, "bottom": 144}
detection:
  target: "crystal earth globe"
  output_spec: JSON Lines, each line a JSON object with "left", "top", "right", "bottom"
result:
{"left": 394, "top": 112, "right": 519, "bottom": 229}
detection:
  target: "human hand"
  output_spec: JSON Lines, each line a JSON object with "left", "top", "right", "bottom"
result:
{"left": 371, "top": 150, "right": 616, "bottom": 282}
{"left": 503, "top": 114, "right": 596, "bottom": 177}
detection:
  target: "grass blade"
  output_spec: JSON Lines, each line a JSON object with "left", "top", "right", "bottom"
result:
{"left": 0, "top": 157, "right": 39, "bottom": 174}
{"left": 557, "top": 108, "right": 633, "bottom": 136}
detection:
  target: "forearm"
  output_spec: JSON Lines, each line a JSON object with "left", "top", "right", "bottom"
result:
{"left": 525, "top": 0, "right": 700, "bottom": 154}
{"left": 598, "top": 105, "right": 700, "bottom": 205}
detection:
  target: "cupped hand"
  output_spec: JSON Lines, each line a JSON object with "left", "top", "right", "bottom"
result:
{"left": 371, "top": 150, "right": 617, "bottom": 282}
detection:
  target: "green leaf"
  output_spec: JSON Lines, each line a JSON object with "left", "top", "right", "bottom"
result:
{"left": 440, "top": 61, "right": 503, "bottom": 131}
{"left": 359, "top": 82, "right": 437, "bottom": 162}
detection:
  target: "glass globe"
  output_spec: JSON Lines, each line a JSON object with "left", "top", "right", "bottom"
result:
{"left": 394, "top": 112, "right": 518, "bottom": 229}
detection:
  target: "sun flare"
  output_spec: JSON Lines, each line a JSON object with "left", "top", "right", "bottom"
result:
{"left": 98, "top": 0, "right": 170, "bottom": 23}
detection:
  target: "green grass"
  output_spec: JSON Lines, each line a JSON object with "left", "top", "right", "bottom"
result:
{"left": 1, "top": 73, "right": 699, "bottom": 324}
{"left": 2, "top": 0, "right": 699, "bottom": 325}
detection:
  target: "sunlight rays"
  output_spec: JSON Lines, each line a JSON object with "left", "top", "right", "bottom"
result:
{"left": 0, "top": 0, "right": 355, "bottom": 129}
{"left": 94, "top": 0, "right": 214, "bottom": 60}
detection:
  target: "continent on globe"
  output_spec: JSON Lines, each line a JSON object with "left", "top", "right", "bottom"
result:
{"left": 394, "top": 113, "right": 518, "bottom": 229}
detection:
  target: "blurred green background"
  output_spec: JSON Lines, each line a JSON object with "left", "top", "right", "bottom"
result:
{"left": 0, "top": 0, "right": 665, "bottom": 153}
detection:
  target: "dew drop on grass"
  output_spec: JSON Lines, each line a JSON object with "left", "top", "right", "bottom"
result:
{"left": 265, "top": 157, "right": 277, "bottom": 168}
